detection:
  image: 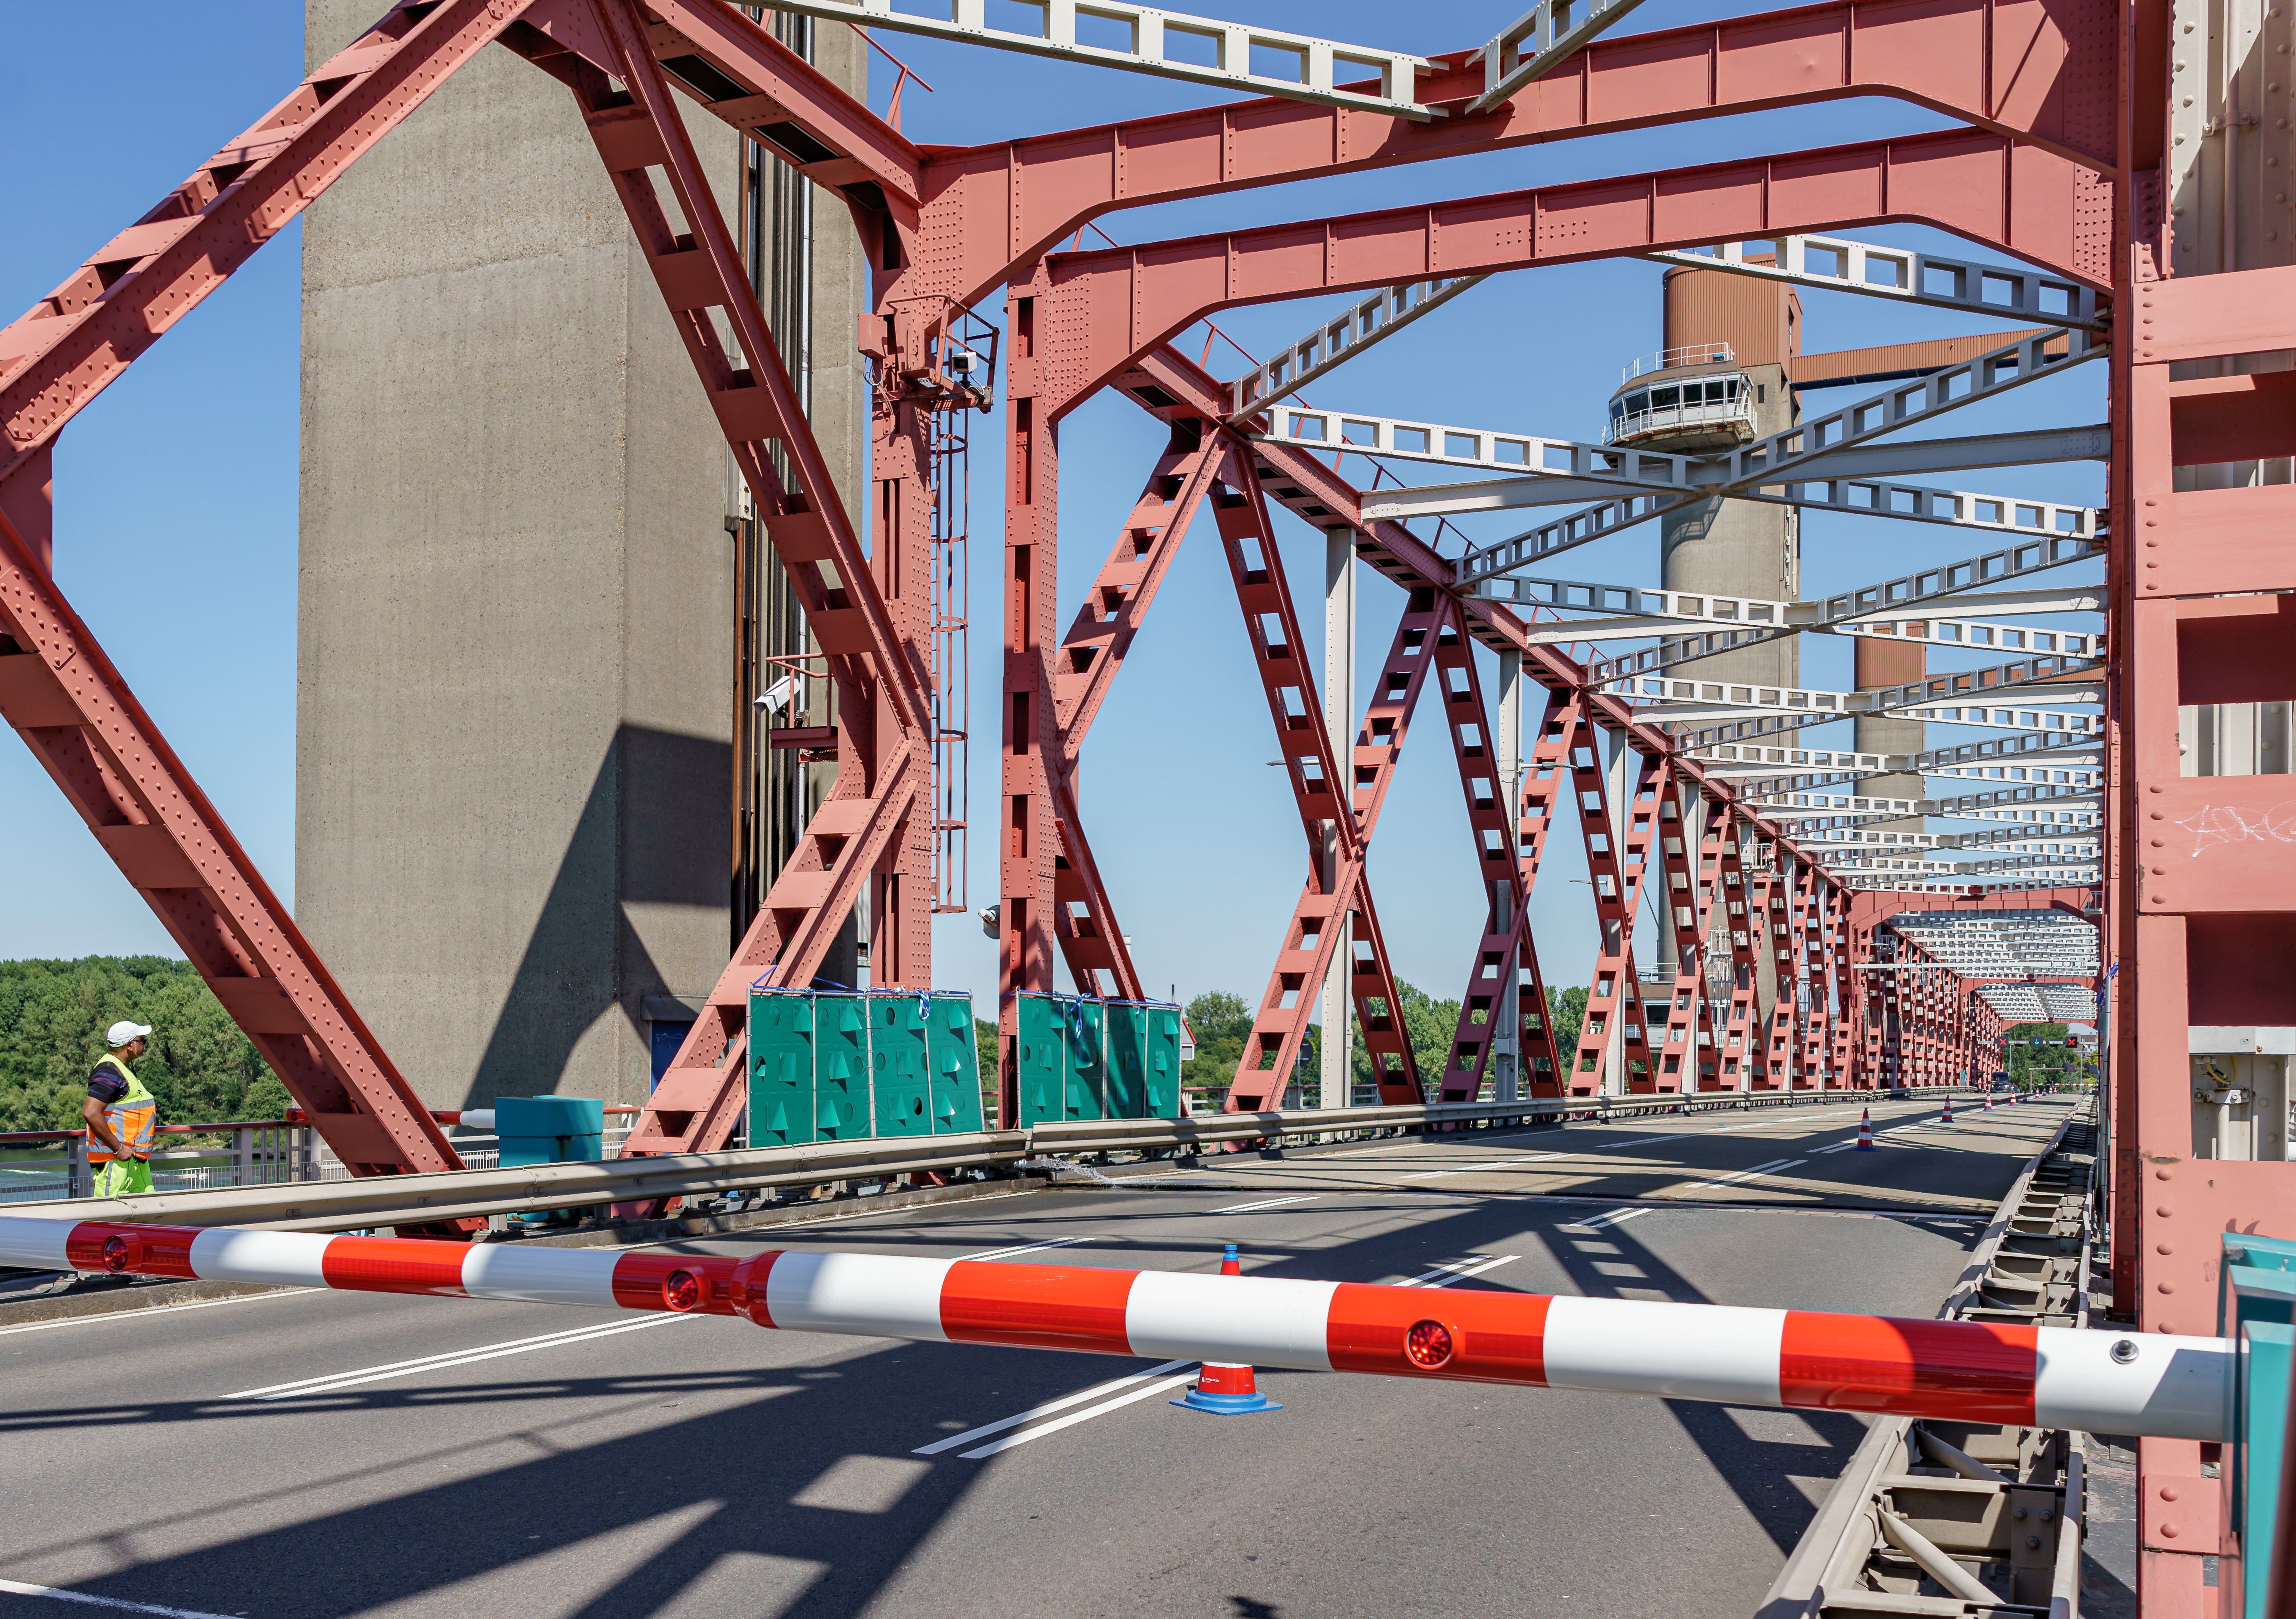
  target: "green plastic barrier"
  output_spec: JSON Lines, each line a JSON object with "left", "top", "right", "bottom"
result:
{"left": 1105, "top": 1002, "right": 1148, "bottom": 1118}
{"left": 813, "top": 993, "right": 870, "bottom": 1140}
{"left": 1064, "top": 997, "right": 1107, "bottom": 1121}
{"left": 2223, "top": 1234, "right": 2296, "bottom": 1618}
{"left": 868, "top": 993, "right": 933, "bottom": 1139}
{"left": 1015, "top": 993, "right": 1067, "bottom": 1127}
{"left": 926, "top": 993, "right": 984, "bottom": 1134}
{"left": 747, "top": 991, "right": 816, "bottom": 1147}
{"left": 1145, "top": 1003, "right": 1184, "bottom": 1118}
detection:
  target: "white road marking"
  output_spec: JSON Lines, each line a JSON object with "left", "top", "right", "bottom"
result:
{"left": 1566, "top": 1206, "right": 1657, "bottom": 1230}
{"left": 959, "top": 1369, "right": 1205, "bottom": 1458}
{"left": 1207, "top": 1194, "right": 1321, "bottom": 1214}
{"left": 913, "top": 1359, "right": 1197, "bottom": 1455}
{"left": 1394, "top": 1159, "right": 1539, "bottom": 1180}
{"left": 0, "top": 1286, "right": 319, "bottom": 1338}
{"left": 227, "top": 1312, "right": 692, "bottom": 1401}
{"left": 0, "top": 1579, "right": 240, "bottom": 1618}
{"left": 1591, "top": 1135, "right": 1679, "bottom": 1151}
{"left": 1398, "top": 1255, "right": 1519, "bottom": 1287}
{"left": 958, "top": 1236, "right": 1090, "bottom": 1262}
{"left": 1684, "top": 1157, "right": 1808, "bottom": 1192}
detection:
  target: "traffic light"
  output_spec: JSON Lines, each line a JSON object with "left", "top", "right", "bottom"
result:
{"left": 2065, "top": 1036, "right": 2078, "bottom": 1050}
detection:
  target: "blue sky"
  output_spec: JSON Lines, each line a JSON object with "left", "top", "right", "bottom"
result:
{"left": 3, "top": 3, "right": 2101, "bottom": 1022}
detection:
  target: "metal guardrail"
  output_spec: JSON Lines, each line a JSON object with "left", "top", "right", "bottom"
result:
{"left": 0, "top": 1084, "right": 1964, "bottom": 1240}
{"left": 1758, "top": 1098, "right": 2096, "bottom": 1618}
{"left": 0, "top": 1121, "right": 638, "bottom": 1204}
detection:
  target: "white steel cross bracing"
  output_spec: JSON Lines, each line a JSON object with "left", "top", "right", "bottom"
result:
{"left": 1643, "top": 236, "right": 2106, "bottom": 330}
{"left": 1228, "top": 278, "right": 1487, "bottom": 419}
{"left": 1488, "top": 574, "right": 2104, "bottom": 662}
{"left": 1716, "top": 329, "right": 2107, "bottom": 487}
{"left": 1760, "top": 801, "right": 2102, "bottom": 827}
{"left": 761, "top": 0, "right": 1438, "bottom": 117}
{"left": 1257, "top": 405, "right": 1698, "bottom": 492}
{"left": 1602, "top": 664, "right": 2102, "bottom": 731}
{"left": 1729, "top": 477, "right": 2099, "bottom": 546}
{"left": 1471, "top": 0, "right": 1651, "bottom": 111}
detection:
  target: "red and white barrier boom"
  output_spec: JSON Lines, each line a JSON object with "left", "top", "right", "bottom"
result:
{"left": 0, "top": 1217, "right": 2230, "bottom": 1441}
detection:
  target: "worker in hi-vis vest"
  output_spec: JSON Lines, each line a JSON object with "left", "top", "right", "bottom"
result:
{"left": 84, "top": 1020, "right": 158, "bottom": 1198}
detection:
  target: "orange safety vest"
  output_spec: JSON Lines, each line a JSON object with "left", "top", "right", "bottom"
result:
{"left": 86, "top": 1053, "right": 156, "bottom": 1164}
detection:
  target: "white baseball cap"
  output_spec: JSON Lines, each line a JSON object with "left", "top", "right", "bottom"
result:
{"left": 106, "top": 1020, "right": 153, "bottom": 1048}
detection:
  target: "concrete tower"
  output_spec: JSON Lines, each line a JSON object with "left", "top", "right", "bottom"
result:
{"left": 1654, "top": 266, "right": 1801, "bottom": 688}
{"left": 296, "top": 6, "right": 865, "bottom": 1111}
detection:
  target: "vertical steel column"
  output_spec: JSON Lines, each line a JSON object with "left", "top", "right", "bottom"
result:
{"left": 1490, "top": 650, "right": 1525, "bottom": 1104}
{"left": 999, "top": 276, "right": 1061, "bottom": 1127}
{"left": 1319, "top": 524, "right": 1357, "bottom": 1109}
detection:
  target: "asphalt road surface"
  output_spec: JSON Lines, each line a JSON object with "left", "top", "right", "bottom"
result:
{"left": 0, "top": 1098, "right": 2073, "bottom": 1619}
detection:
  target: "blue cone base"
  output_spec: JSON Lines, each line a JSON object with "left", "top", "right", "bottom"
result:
{"left": 1172, "top": 1389, "right": 1281, "bottom": 1414}
{"left": 1854, "top": 1142, "right": 1877, "bottom": 1151}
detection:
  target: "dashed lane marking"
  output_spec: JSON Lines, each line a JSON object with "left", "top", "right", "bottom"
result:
{"left": 1206, "top": 1194, "right": 1322, "bottom": 1214}
{"left": 226, "top": 1312, "right": 692, "bottom": 1401}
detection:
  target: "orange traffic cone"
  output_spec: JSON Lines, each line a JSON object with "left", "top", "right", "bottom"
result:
{"left": 1984, "top": 1090, "right": 1993, "bottom": 1111}
{"left": 1854, "top": 1108, "right": 1875, "bottom": 1151}
{"left": 1174, "top": 1243, "right": 1280, "bottom": 1414}
{"left": 1942, "top": 1095, "right": 1955, "bottom": 1124}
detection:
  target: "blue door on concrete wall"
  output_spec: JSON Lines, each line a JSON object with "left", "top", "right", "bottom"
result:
{"left": 649, "top": 1020, "right": 693, "bottom": 1091}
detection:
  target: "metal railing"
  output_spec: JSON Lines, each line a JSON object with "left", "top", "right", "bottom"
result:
{"left": 1623, "top": 343, "right": 1735, "bottom": 380}
{"left": 0, "top": 1115, "right": 638, "bottom": 1205}
{"left": 0, "top": 1085, "right": 1984, "bottom": 1241}
{"left": 1605, "top": 398, "right": 1757, "bottom": 446}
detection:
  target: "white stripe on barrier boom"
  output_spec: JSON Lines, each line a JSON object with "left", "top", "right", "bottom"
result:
{"left": 0, "top": 1217, "right": 2230, "bottom": 1442}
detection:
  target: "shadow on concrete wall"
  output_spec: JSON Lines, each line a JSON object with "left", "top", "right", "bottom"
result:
{"left": 461, "top": 723, "right": 728, "bottom": 1107}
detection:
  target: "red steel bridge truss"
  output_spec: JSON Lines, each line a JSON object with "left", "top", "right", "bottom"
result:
{"left": 3, "top": 0, "right": 2291, "bottom": 1605}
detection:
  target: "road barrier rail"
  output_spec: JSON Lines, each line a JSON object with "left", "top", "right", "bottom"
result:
{"left": 0, "top": 1085, "right": 1985, "bottom": 1240}
{"left": 0, "top": 1177, "right": 2226, "bottom": 1444}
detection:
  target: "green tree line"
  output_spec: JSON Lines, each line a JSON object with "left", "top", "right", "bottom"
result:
{"left": 0, "top": 957, "right": 290, "bottom": 1135}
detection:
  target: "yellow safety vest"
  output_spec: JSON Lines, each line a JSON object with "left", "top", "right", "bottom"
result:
{"left": 87, "top": 1054, "right": 156, "bottom": 1164}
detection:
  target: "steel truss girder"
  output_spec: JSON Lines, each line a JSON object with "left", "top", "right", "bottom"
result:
{"left": 1643, "top": 233, "right": 2105, "bottom": 329}
{"left": 1441, "top": 686, "right": 1581, "bottom": 1101}
{"left": 1039, "top": 424, "right": 1227, "bottom": 1000}
{"left": 1652, "top": 782, "right": 1729, "bottom": 1093}
{"left": 895, "top": 0, "right": 2116, "bottom": 318}
{"left": 0, "top": 510, "right": 469, "bottom": 1187}
{"left": 1123, "top": 343, "right": 1880, "bottom": 1079}
{"left": 761, "top": 0, "right": 1440, "bottom": 119}
{"left": 1039, "top": 132, "right": 2105, "bottom": 423}
{"left": 1430, "top": 621, "right": 1566, "bottom": 1103}
{"left": 1216, "top": 455, "right": 1421, "bottom": 1110}
{"left": 1567, "top": 726, "right": 1664, "bottom": 1095}
{"left": 566, "top": 0, "right": 929, "bottom": 1161}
